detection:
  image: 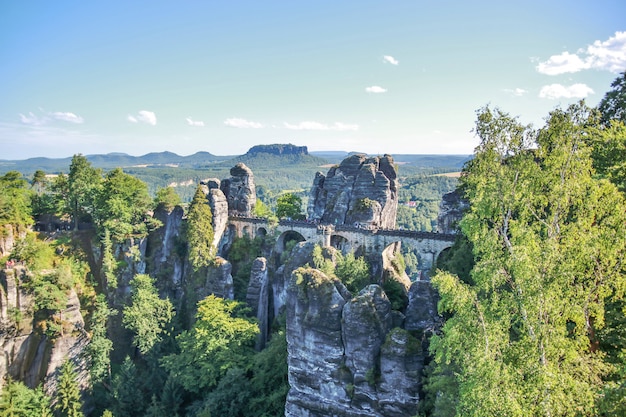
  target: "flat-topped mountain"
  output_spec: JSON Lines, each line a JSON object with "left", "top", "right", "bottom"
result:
{"left": 246, "top": 143, "right": 309, "bottom": 156}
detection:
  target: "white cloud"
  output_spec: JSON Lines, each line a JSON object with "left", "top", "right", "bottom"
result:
{"left": 383, "top": 55, "right": 399, "bottom": 65}
{"left": 283, "top": 121, "right": 359, "bottom": 131}
{"left": 126, "top": 110, "right": 156, "bottom": 126}
{"left": 128, "top": 110, "right": 157, "bottom": 125}
{"left": 223, "top": 117, "right": 264, "bottom": 129}
{"left": 536, "top": 31, "right": 626, "bottom": 75}
{"left": 503, "top": 87, "right": 528, "bottom": 97}
{"left": 536, "top": 52, "right": 587, "bottom": 75}
{"left": 586, "top": 31, "right": 626, "bottom": 73}
{"left": 539, "top": 83, "right": 594, "bottom": 99}
{"left": 366, "top": 85, "right": 387, "bottom": 93}
{"left": 19, "top": 110, "right": 84, "bottom": 125}
{"left": 50, "top": 111, "right": 83, "bottom": 124}
{"left": 19, "top": 112, "right": 46, "bottom": 126}
{"left": 186, "top": 117, "right": 204, "bottom": 127}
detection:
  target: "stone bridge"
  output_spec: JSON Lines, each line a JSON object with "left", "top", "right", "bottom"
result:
{"left": 225, "top": 217, "right": 456, "bottom": 277}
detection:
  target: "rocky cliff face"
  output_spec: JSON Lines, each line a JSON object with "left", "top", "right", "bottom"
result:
{"left": 220, "top": 163, "right": 256, "bottom": 216}
{"left": 284, "top": 252, "right": 436, "bottom": 416}
{"left": 437, "top": 189, "right": 467, "bottom": 234}
{"left": 0, "top": 224, "right": 26, "bottom": 258}
{"left": 0, "top": 266, "right": 89, "bottom": 393}
{"left": 307, "top": 154, "right": 398, "bottom": 229}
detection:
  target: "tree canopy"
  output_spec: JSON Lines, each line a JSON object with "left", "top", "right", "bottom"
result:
{"left": 427, "top": 103, "right": 626, "bottom": 416}
{"left": 275, "top": 193, "right": 304, "bottom": 220}
{"left": 161, "top": 295, "right": 259, "bottom": 393}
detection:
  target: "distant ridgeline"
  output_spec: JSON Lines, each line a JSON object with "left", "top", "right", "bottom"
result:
{"left": 245, "top": 144, "right": 309, "bottom": 156}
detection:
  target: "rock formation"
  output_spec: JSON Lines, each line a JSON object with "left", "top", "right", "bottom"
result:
{"left": 146, "top": 205, "right": 186, "bottom": 298}
{"left": 246, "top": 143, "right": 309, "bottom": 156}
{"left": 284, "top": 252, "right": 436, "bottom": 416}
{"left": 220, "top": 163, "right": 256, "bottom": 217}
{"left": 246, "top": 257, "right": 270, "bottom": 349}
{"left": 0, "top": 224, "right": 26, "bottom": 257}
{"left": 0, "top": 266, "right": 89, "bottom": 394}
{"left": 204, "top": 179, "right": 229, "bottom": 249}
{"left": 436, "top": 189, "right": 467, "bottom": 234}
{"left": 308, "top": 154, "right": 398, "bottom": 229}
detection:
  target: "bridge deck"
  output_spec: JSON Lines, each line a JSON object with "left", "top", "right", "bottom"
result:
{"left": 228, "top": 216, "right": 456, "bottom": 242}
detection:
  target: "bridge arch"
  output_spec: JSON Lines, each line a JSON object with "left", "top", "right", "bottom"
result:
{"left": 276, "top": 230, "right": 306, "bottom": 255}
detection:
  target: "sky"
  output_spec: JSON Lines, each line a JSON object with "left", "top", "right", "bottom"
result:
{"left": 1, "top": 1, "right": 625, "bottom": 160}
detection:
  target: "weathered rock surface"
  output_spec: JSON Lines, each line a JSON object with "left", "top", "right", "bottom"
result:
{"left": 220, "top": 163, "right": 256, "bottom": 216}
{"left": 404, "top": 280, "right": 440, "bottom": 333}
{"left": 146, "top": 205, "right": 185, "bottom": 297}
{"left": 207, "top": 185, "right": 229, "bottom": 250}
{"left": 285, "top": 267, "right": 352, "bottom": 417}
{"left": 378, "top": 328, "right": 422, "bottom": 417}
{"left": 246, "top": 257, "right": 270, "bottom": 349}
{"left": 285, "top": 256, "right": 432, "bottom": 416}
{"left": 308, "top": 154, "right": 398, "bottom": 229}
{"left": 437, "top": 189, "right": 467, "bottom": 234}
{"left": 0, "top": 267, "right": 89, "bottom": 395}
{"left": 195, "top": 256, "right": 234, "bottom": 301}
{"left": 0, "top": 224, "right": 26, "bottom": 257}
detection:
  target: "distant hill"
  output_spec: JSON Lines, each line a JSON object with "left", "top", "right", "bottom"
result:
{"left": 393, "top": 154, "right": 471, "bottom": 170}
{"left": 0, "top": 151, "right": 234, "bottom": 175}
{"left": 0, "top": 146, "right": 471, "bottom": 179}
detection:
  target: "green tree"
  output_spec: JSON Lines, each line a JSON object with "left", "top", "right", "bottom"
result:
{"left": 186, "top": 186, "right": 215, "bottom": 271}
{"left": 122, "top": 274, "right": 174, "bottom": 355}
{"left": 0, "top": 379, "right": 52, "bottom": 417}
{"left": 55, "top": 359, "right": 84, "bottom": 417}
{"left": 111, "top": 357, "right": 144, "bottom": 417}
{"left": 0, "top": 171, "right": 33, "bottom": 227}
{"left": 161, "top": 295, "right": 259, "bottom": 393}
{"left": 428, "top": 104, "right": 626, "bottom": 416}
{"left": 67, "top": 154, "right": 101, "bottom": 230}
{"left": 589, "top": 120, "right": 626, "bottom": 193}
{"left": 86, "top": 294, "right": 115, "bottom": 385}
{"left": 598, "top": 71, "right": 626, "bottom": 126}
{"left": 246, "top": 329, "right": 289, "bottom": 416}
{"left": 276, "top": 193, "right": 304, "bottom": 220}
{"left": 154, "top": 186, "right": 181, "bottom": 211}
{"left": 335, "top": 251, "right": 371, "bottom": 293}
{"left": 96, "top": 168, "right": 158, "bottom": 240}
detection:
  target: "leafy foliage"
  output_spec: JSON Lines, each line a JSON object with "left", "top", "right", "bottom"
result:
{"left": 95, "top": 168, "right": 159, "bottom": 240}
{"left": 55, "top": 360, "right": 84, "bottom": 417}
{"left": 428, "top": 103, "right": 626, "bottom": 416}
{"left": 122, "top": 274, "right": 174, "bottom": 355}
{"left": 161, "top": 295, "right": 259, "bottom": 393}
{"left": 67, "top": 154, "right": 102, "bottom": 229}
{"left": 0, "top": 379, "right": 52, "bottom": 417}
{"left": 154, "top": 186, "right": 182, "bottom": 211}
{"left": 186, "top": 186, "right": 215, "bottom": 271}
{"left": 598, "top": 70, "right": 626, "bottom": 125}
{"left": 396, "top": 174, "right": 458, "bottom": 231}
{"left": 276, "top": 192, "right": 304, "bottom": 220}
{"left": 0, "top": 171, "right": 33, "bottom": 227}
{"left": 227, "top": 236, "right": 266, "bottom": 301}
{"left": 86, "top": 294, "right": 116, "bottom": 385}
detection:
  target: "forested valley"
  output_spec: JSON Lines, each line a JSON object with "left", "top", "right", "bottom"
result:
{"left": 0, "top": 72, "right": 625, "bottom": 417}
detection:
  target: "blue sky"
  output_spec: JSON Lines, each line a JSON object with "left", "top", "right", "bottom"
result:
{"left": 1, "top": 1, "right": 625, "bottom": 159}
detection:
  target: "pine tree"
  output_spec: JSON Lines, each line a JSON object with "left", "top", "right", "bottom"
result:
{"left": 55, "top": 360, "right": 84, "bottom": 417}
{"left": 186, "top": 185, "right": 215, "bottom": 271}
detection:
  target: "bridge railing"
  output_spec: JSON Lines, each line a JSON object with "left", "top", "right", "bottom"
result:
{"left": 229, "top": 216, "right": 456, "bottom": 242}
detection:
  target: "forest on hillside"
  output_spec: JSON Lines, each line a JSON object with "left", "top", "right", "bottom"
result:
{"left": 0, "top": 71, "right": 624, "bottom": 416}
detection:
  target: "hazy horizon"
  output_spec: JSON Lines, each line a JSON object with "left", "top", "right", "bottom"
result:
{"left": 2, "top": 1, "right": 624, "bottom": 159}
